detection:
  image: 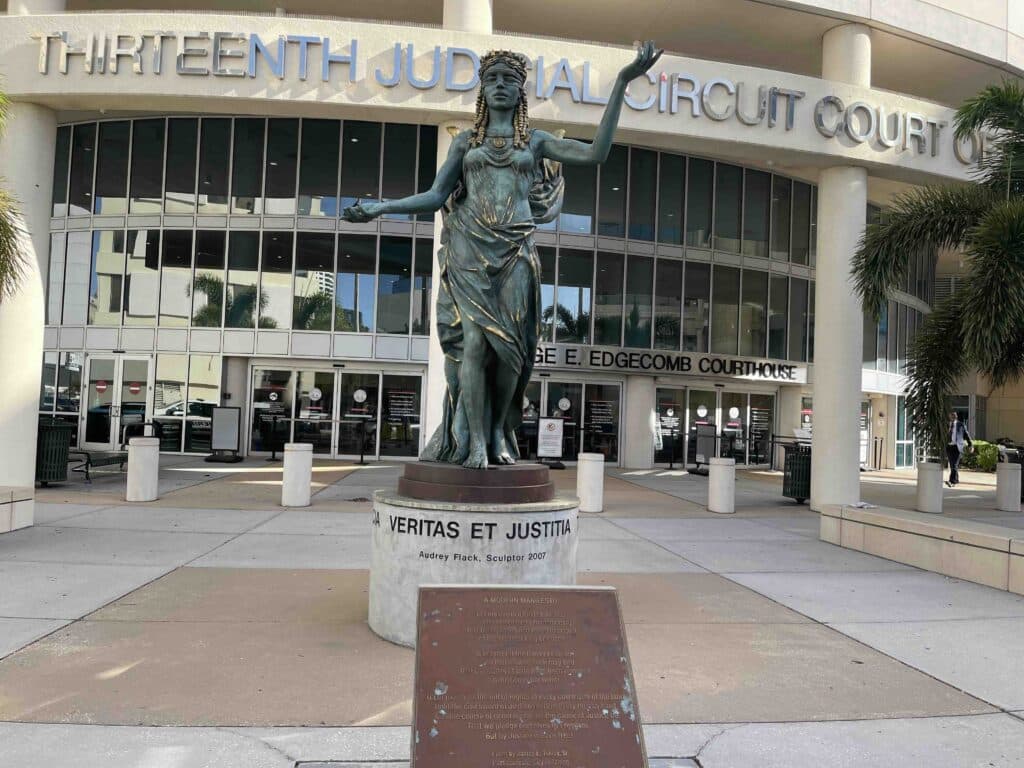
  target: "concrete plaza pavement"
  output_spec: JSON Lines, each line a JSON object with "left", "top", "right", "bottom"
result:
{"left": 0, "top": 460, "right": 1022, "bottom": 766}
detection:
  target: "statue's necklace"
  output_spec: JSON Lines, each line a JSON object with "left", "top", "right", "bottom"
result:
{"left": 490, "top": 136, "right": 508, "bottom": 149}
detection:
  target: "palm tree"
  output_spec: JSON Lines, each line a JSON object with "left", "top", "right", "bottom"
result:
{"left": 852, "top": 81, "right": 1024, "bottom": 458}
{"left": 0, "top": 90, "right": 27, "bottom": 303}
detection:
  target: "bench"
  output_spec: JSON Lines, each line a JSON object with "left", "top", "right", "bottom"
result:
{"left": 69, "top": 450, "right": 127, "bottom": 483}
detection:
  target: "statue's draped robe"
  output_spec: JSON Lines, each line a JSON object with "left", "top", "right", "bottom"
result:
{"left": 421, "top": 131, "right": 563, "bottom": 464}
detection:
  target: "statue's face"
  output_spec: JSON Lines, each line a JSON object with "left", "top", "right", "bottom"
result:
{"left": 481, "top": 62, "right": 522, "bottom": 111}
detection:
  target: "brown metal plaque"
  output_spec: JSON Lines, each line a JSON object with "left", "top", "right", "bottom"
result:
{"left": 412, "top": 586, "right": 646, "bottom": 768}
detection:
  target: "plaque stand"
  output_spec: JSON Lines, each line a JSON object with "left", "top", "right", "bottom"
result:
{"left": 369, "top": 463, "right": 579, "bottom": 647}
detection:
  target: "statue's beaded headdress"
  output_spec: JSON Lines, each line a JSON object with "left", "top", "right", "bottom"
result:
{"left": 472, "top": 50, "right": 531, "bottom": 149}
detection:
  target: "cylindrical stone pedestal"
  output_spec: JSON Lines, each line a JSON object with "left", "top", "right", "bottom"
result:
{"left": 369, "top": 491, "right": 579, "bottom": 647}
{"left": 126, "top": 437, "right": 160, "bottom": 502}
{"left": 996, "top": 462, "right": 1021, "bottom": 513}
{"left": 708, "top": 457, "right": 736, "bottom": 514}
{"left": 916, "top": 462, "right": 944, "bottom": 514}
{"left": 282, "top": 443, "right": 313, "bottom": 507}
{"left": 577, "top": 452, "right": 604, "bottom": 513}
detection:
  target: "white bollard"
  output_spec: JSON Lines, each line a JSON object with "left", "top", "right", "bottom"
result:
{"left": 126, "top": 437, "right": 160, "bottom": 502}
{"left": 916, "top": 461, "right": 944, "bottom": 514}
{"left": 576, "top": 452, "right": 605, "bottom": 513}
{"left": 707, "top": 457, "right": 736, "bottom": 514}
{"left": 996, "top": 462, "right": 1021, "bottom": 513}
{"left": 282, "top": 443, "right": 313, "bottom": 507}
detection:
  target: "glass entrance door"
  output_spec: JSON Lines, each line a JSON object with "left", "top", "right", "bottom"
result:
{"left": 655, "top": 388, "right": 685, "bottom": 464}
{"left": 82, "top": 355, "right": 152, "bottom": 450}
{"left": 518, "top": 380, "right": 622, "bottom": 464}
{"left": 294, "top": 370, "right": 335, "bottom": 454}
{"left": 250, "top": 368, "right": 293, "bottom": 453}
{"left": 685, "top": 389, "right": 717, "bottom": 465}
{"left": 720, "top": 391, "right": 747, "bottom": 463}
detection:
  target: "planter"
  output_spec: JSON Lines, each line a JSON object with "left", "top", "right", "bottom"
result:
{"left": 916, "top": 461, "right": 944, "bottom": 514}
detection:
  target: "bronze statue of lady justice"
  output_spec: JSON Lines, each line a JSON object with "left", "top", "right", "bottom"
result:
{"left": 343, "top": 42, "right": 662, "bottom": 469}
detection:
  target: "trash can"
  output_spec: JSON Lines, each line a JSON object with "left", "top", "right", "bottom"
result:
{"left": 782, "top": 443, "right": 811, "bottom": 504}
{"left": 1003, "top": 447, "right": 1023, "bottom": 501}
{"left": 35, "top": 419, "right": 75, "bottom": 485}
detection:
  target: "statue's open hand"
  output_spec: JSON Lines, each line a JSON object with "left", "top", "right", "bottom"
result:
{"left": 618, "top": 40, "right": 663, "bottom": 82}
{"left": 341, "top": 201, "right": 381, "bottom": 223}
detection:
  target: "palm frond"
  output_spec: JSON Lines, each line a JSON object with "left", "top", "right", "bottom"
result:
{"left": 954, "top": 80, "right": 1024, "bottom": 141}
{"left": 0, "top": 184, "right": 28, "bottom": 302}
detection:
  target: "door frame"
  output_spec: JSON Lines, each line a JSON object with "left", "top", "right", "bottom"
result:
{"left": 80, "top": 353, "right": 154, "bottom": 451}
{"left": 535, "top": 376, "right": 624, "bottom": 466}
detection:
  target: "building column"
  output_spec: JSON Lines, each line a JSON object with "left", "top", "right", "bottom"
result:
{"left": 7, "top": 0, "right": 66, "bottom": 13}
{"left": 0, "top": 103, "right": 58, "bottom": 524}
{"left": 442, "top": 0, "right": 493, "bottom": 34}
{"left": 622, "top": 376, "right": 655, "bottom": 469}
{"left": 810, "top": 23, "right": 870, "bottom": 510}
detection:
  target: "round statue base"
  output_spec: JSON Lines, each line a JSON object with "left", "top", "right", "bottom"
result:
{"left": 369, "top": 488, "right": 579, "bottom": 647}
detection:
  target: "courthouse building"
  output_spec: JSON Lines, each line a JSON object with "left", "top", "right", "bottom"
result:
{"left": 2, "top": 0, "right": 1022, "bottom": 511}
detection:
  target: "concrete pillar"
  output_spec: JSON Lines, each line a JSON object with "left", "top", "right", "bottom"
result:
{"left": 622, "top": 375, "right": 655, "bottom": 469}
{"left": 8, "top": 0, "right": 66, "bottom": 13}
{"left": 810, "top": 24, "right": 870, "bottom": 511}
{"left": 916, "top": 461, "right": 943, "bottom": 514}
{"left": 126, "top": 437, "right": 160, "bottom": 502}
{"left": 996, "top": 462, "right": 1021, "bottom": 513}
{"left": 0, "top": 103, "right": 57, "bottom": 528}
{"left": 282, "top": 443, "right": 313, "bottom": 507}
{"left": 576, "top": 452, "right": 604, "bottom": 512}
{"left": 708, "top": 457, "right": 736, "bottom": 514}
{"left": 443, "top": 0, "right": 493, "bottom": 34}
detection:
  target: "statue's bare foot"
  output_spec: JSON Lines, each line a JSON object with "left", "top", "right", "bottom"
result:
{"left": 463, "top": 443, "right": 489, "bottom": 469}
{"left": 491, "top": 430, "right": 515, "bottom": 465}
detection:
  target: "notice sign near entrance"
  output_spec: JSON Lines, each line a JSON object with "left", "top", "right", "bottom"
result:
{"left": 412, "top": 586, "right": 646, "bottom": 768}
{"left": 128, "top": 382, "right": 142, "bottom": 395}
{"left": 95, "top": 380, "right": 107, "bottom": 394}
{"left": 537, "top": 417, "right": 564, "bottom": 458}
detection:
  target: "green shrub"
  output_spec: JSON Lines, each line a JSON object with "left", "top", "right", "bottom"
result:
{"left": 960, "top": 440, "right": 999, "bottom": 472}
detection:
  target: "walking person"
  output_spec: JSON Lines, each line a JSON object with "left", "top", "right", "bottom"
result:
{"left": 945, "top": 411, "right": 973, "bottom": 487}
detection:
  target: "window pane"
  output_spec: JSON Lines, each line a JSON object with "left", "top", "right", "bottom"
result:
{"left": 628, "top": 148, "right": 656, "bottom": 241}
{"left": 226, "top": 231, "right": 259, "bottom": 328}
{"left": 297, "top": 119, "right": 339, "bottom": 217}
{"left": 886, "top": 300, "right": 897, "bottom": 372}
{"left": 594, "top": 251, "right": 624, "bottom": 345}
{"left": 654, "top": 258, "right": 682, "bottom": 349}
{"left": 192, "top": 230, "right": 226, "bottom": 327}
{"left": 47, "top": 233, "right": 66, "bottom": 323}
{"left": 624, "top": 254, "right": 653, "bottom": 348}
{"left": 377, "top": 236, "right": 412, "bottom": 333}
{"left": 714, "top": 163, "right": 741, "bottom": 253}
{"left": 123, "top": 229, "right": 159, "bottom": 326}
{"left": 159, "top": 230, "right": 193, "bottom": 326}
{"left": 770, "top": 176, "right": 791, "bottom": 260}
{"left": 68, "top": 122, "right": 96, "bottom": 216}
{"left": 380, "top": 374, "right": 421, "bottom": 456}
{"left": 52, "top": 125, "right": 71, "bottom": 217}
{"left": 231, "top": 118, "right": 265, "bottom": 214}
{"left": 740, "top": 269, "right": 767, "bottom": 356}
{"left": 863, "top": 312, "right": 877, "bottom": 370}
{"left": 40, "top": 351, "right": 57, "bottom": 411}
{"left": 539, "top": 246, "right": 556, "bottom": 342}
{"left": 809, "top": 186, "right": 818, "bottom": 267}
{"left": 164, "top": 118, "right": 198, "bottom": 213}
{"left": 686, "top": 158, "right": 713, "bottom": 248}
{"left": 791, "top": 182, "right": 811, "bottom": 265}
{"left": 683, "top": 261, "right": 710, "bottom": 352}
{"left": 555, "top": 249, "right": 592, "bottom": 344}
{"left": 657, "top": 153, "right": 684, "bottom": 245}
{"left": 197, "top": 118, "right": 231, "bottom": 214}
{"left": 598, "top": 144, "right": 627, "bottom": 237}
{"left": 260, "top": 231, "right": 293, "bottom": 329}
{"left": 130, "top": 118, "right": 165, "bottom": 214}
{"left": 742, "top": 170, "right": 770, "bottom": 258}
{"left": 185, "top": 354, "right": 222, "bottom": 453}
{"left": 62, "top": 231, "right": 91, "bottom": 325}
{"left": 88, "top": 230, "right": 125, "bottom": 326}
{"left": 263, "top": 118, "right": 298, "bottom": 215}
{"left": 877, "top": 300, "right": 889, "bottom": 370}
{"left": 560, "top": 163, "right": 596, "bottom": 234}
{"left": 768, "top": 275, "right": 788, "bottom": 359}
{"left": 340, "top": 121, "right": 381, "bottom": 208}
{"left": 93, "top": 121, "right": 129, "bottom": 214}
{"left": 381, "top": 123, "right": 418, "bottom": 221}
{"left": 292, "top": 232, "right": 335, "bottom": 331}
{"left": 416, "top": 125, "right": 438, "bottom": 223}
{"left": 154, "top": 354, "right": 187, "bottom": 451}
{"left": 788, "top": 277, "right": 808, "bottom": 361}
{"left": 412, "top": 239, "right": 432, "bottom": 335}
{"left": 336, "top": 234, "right": 376, "bottom": 332}
{"left": 711, "top": 265, "right": 740, "bottom": 354}
{"left": 57, "top": 352, "right": 83, "bottom": 414}
{"left": 898, "top": 303, "right": 908, "bottom": 373}
{"left": 808, "top": 282, "right": 815, "bottom": 362}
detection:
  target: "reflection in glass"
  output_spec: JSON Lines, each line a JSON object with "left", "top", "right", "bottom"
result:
{"left": 740, "top": 269, "right": 767, "bottom": 357}
{"left": 749, "top": 394, "right": 774, "bottom": 465}
{"left": 260, "top": 231, "right": 294, "bottom": 329}
{"left": 770, "top": 176, "right": 791, "bottom": 260}
{"left": 378, "top": 237, "right": 412, "bottom": 333}
{"left": 789, "top": 277, "right": 808, "bottom": 362}
{"left": 336, "top": 234, "right": 375, "bottom": 332}
{"left": 293, "top": 370, "right": 334, "bottom": 453}
{"left": 658, "top": 153, "right": 684, "bottom": 244}
{"left": 298, "top": 119, "right": 339, "bottom": 216}
{"left": 711, "top": 265, "right": 740, "bottom": 354}
{"left": 381, "top": 374, "right": 421, "bottom": 456}
{"left": 412, "top": 239, "right": 432, "bottom": 335}
{"left": 809, "top": 186, "right": 817, "bottom": 267}
{"left": 628, "top": 148, "right": 656, "bottom": 241}
{"left": 93, "top": 121, "right": 130, "bottom": 214}
{"left": 118, "top": 359, "right": 149, "bottom": 436}
{"left": 742, "top": 170, "right": 770, "bottom": 258}
{"left": 555, "top": 249, "right": 592, "bottom": 344}
{"left": 88, "top": 230, "right": 125, "bottom": 326}
{"left": 863, "top": 312, "right": 878, "bottom": 370}
{"left": 226, "top": 231, "right": 260, "bottom": 328}
{"left": 594, "top": 251, "right": 624, "bottom": 346}
{"left": 720, "top": 391, "right": 746, "bottom": 461}
{"left": 808, "top": 282, "right": 815, "bottom": 362}
{"left": 40, "top": 352, "right": 57, "bottom": 411}
{"left": 124, "top": 230, "right": 159, "bottom": 326}
{"left": 192, "top": 230, "right": 226, "bottom": 327}
{"left": 791, "top": 181, "right": 811, "bottom": 265}
{"left": 62, "top": 231, "right": 91, "bottom": 325}
{"left": 768, "top": 275, "right": 788, "bottom": 359}
{"left": 185, "top": 354, "right": 222, "bottom": 453}
{"left": 197, "top": 118, "right": 230, "bottom": 213}
{"left": 654, "top": 258, "right": 682, "bottom": 350}
{"left": 57, "top": 352, "right": 83, "bottom": 414}
{"left": 560, "top": 163, "right": 596, "bottom": 234}
{"left": 250, "top": 368, "right": 293, "bottom": 452}
{"left": 52, "top": 126, "right": 71, "bottom": 217}
{"left": 231, "top": 118, "right": 265, "bottom": 214}
{"left": 683, "top": 261, "right": 710, "bottom": 352}
{"left": 264, "top": 118, "right": 299, "bottom": 215}
{"left": 84, "top": 357, "right": 115, "bottom": 444}
{"left": 293, "top": 232, "right": 335, "bottom": 331}
{"left": 338, "top": 372, "right": 379, "bottom": 456}
{"left": 381, "top": 124, "right": 418, "bottom": 220}
{"left": 68, "top": 123, "right": 96, "bottom": 216}
{"left": 154, "top": 354, "right": 188, "bottom": 450}
{"left": 130, "top": 118, "right": 165, "bottom": 214}
{"left": 164, "top": 118, "right": 198, "bottom": 213}
{"left": 539, "top": 247, "right": 556, "bottom": 342}
{"left": 583, "top": 383, "right": 620, "bottom": 462}
{"left": 686, "top": 158, "right": 713, "bottom": 248}
{"left": 340, "top": 121, "right": 381, "bottom": 208}
{"left": 624, "top": 255, "right": 653, "bottom": 348}
{"left": 686, "top": 388, "right": 717, "bottom": 465}
{"left": 159, "top": 230, "right": 193, "bottom": 327}
{"left": 598, "top": 145, "right": 627, "bottom": 237}
{"left": 655, "top": 387, "right": 685, "bottom": 464}
{"left": 714, "top": 163, "right": 742, "bottom": 253}
{"left": 416, "top": 125, "right": 438, "bottom": 222}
